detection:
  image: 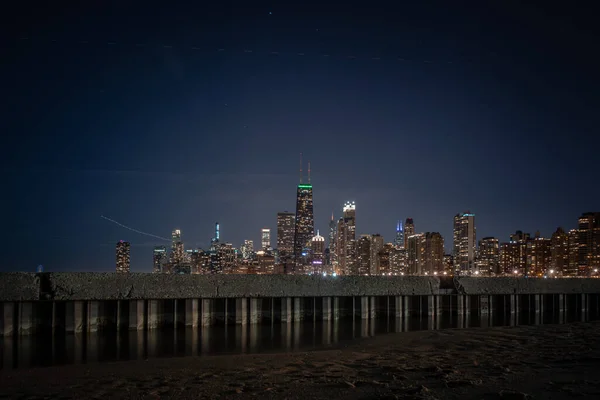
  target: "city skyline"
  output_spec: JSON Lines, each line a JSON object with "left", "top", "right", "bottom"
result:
{"left": 4, "top": 1, "right": 599, "bottom": 272}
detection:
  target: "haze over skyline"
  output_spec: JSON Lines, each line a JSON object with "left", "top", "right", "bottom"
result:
{"left": 2, "top": 1, "right": 599, "bottom": 272}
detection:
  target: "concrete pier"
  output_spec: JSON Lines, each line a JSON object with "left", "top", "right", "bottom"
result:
{"left": 293, "top": 298, "right": 301, "bottom": 322}
{"left": 250, "top": 298, "right": 259, "bottom": 324}
{"left": 333, "top": 297, "right": 340, "bottom": 320}
{"left": 322, "top": 297, "right": 332, "bottom": 321}
{"left": 395, "top": 296, "right": 402, "bottom": 318}
{"left": 185, "top": 299, "right": 199, "bottom": 328}
{"left": 201, "top": 299, "right": 213, "bottom": 327}
{"left": 87, "top": 301, "right": 99, "bottom": 332}
{"left": 236, "top": 298, "right": 247, "bottom": 325}
{"left": 1, "top": 274, "right": 600, "bottom": 335}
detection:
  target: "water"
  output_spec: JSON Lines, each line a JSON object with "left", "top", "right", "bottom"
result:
{"left": 1, "top": 309, "right": 596, "bottom": 369}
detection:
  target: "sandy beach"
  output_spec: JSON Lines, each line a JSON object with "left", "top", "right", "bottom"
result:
{"left": 1, "top": 322, "right": 600, "bottom": 399}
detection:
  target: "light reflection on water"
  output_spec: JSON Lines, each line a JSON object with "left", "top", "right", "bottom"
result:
{"left": 0, "top": 310, "right": 595, "bottom": 369}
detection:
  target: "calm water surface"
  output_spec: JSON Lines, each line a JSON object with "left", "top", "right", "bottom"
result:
{"left": 1, "top": 310, "right": 597, "bottom": 369}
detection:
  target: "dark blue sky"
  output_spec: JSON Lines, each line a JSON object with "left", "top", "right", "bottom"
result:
{"left": 2, "top": 1, "right": 599, "bottom": 272}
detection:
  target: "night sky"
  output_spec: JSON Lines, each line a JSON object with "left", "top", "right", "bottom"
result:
{"left": 2, "top": 1, "right": 599, "bottom": 272}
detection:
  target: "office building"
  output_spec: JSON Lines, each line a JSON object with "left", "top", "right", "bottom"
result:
{"left": 423, "top": 232, "right": 444, "bottom": 275}
{"left": 477, "top": 237, "right": 499, "bottom": 275}
{"left": 261, "top": 228, "right": 271, "bottom": 250}
{"left": 293, "top": 183, "right": 315, "bottom": 271}
{"left": 116, "top": 240, "right": 130, "bottom": 273}
{"left": 394, "top": 220, "right": 404, "bottom": 249}
{"left": 453, "top": 212, "right": 476, "bottom": 274}
{"left": 152, "top": 246, "right": 167, "bottom": 273}
{"left": 328, "top": 212, "right": 337, "bottom": 266}
{"left": 310, "top": 230, "right": 326, "bottom": 273}
{"left": 369, "top": 234, "right": 385, "bottom": 275}
{"left": 500, "top": 231, "right": 530, "bottom": 275}
{"left": 550, "top": 227, "right": 568, "bottom": 276}
{"left": 404, "top": 218, "right": 415, "bottom": 239}
{"left": 577, "top": 212, "right": 600, "bottom": 276}
{"left": 277, "top": 211, "right": 295, "bottom": 272}
{"left": 171, "top": 229, "right": 184, "bottom": 265}
{"left": 526, "top": 232, "right": 551, "bottom": 277}
{"left": 336, "top": 201, "right": 357, "bottom": 275}
{"left": 406, "top": 233, "right": 425, "bottom": 275}
{"left": 241, "top": 240, "right": 254, "bottom": 260}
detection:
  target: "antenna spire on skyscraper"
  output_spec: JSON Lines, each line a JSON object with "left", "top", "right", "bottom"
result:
{"left": 299, "top": 152, "right": 303, "bottom": 183}
{"left": 308, "top": 161, "right": 311, "bottom": 183}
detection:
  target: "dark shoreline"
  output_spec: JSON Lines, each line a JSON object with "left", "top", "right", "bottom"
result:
{"left": 2, "top": 322, "right": 600, "bottom": 399}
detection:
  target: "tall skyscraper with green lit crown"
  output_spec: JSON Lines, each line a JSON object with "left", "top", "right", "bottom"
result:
{"left": 293, "top": 183, "right": 314, "bottom": 271}
{"left": 293, "top": 158, "right": 314, "bottom": 272}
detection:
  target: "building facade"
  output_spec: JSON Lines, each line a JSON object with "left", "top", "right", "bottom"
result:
{"left": 277, "top": 211, "right": 295, "bottom": 273}
{"left": 116, "top": 240, "right": 130, "bottom": 273}
{"left": 261, "top": 228, "right": 271, "bottom": 250}
{"left": 453, "top": 212, "right": 476, "bottom": 274}
{"left": 293, "top": 184, "right": 315, "bottom": 272}
{"left": 336, "top": 201, "right": 356, "bottom": 275}
{"left": 477, "top": 237, "right": 499, "bottom": 275}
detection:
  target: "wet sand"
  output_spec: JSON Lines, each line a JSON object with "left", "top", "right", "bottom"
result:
{"left": 1, "top": 322, "right": 600, "bottom": 399}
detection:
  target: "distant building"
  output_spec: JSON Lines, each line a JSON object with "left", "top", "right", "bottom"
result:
{"left": 310, "top": 231, "right": 326, "bottom": 274}
{"left": 116, "top": 240, "right": 130, "bottom": 273}
{"left": 406, "top": 233, "right": 424, "bottom": 275}
{"left": 277, "top": 211, "right": 295, "bottom": 273}
{"left": 152, "top": 246, "right": 167, "bottom": 273}
{"left": 328, "top": 212, "right": 337, "bottom": 267}
{"left": 336, "top": 201, "right": 357, "bottom": 275}
{"left": 261, "top": 228, "right": 271, "bottom": 250}
{"left": 577, "top": 212, "right": 600, "bottom": 276}
{"left": 443, "top": 254, "right": 453, "bottom": 274}
{"left": 500, "top": 231, "right": 530, "bottom": 276}
{"left": 394, "top": 220, "right": 404, "bottom": 249}
{"left": 453, "top": 212, "right": 476, "bottom": 274}
{"left": 404, "top": 218, "right": 415, "bottom": 240}
{"left": 526, "top": 232, "right": 551, "bottom": 277}
{"left": 294, "top": 183, "right": 315, "bottom": 272}
{"left": 550, "top": 227, "right": 569, "bottom": 276}
{"left": 378, "top": 243, "right": 395, "bottom": 275}
{"left": 423, "top": 232, "right": 444, "bottom": 275}
{"left": 241, "top": 240, "right": 254, "bottom": 260}
{"left": 171, "top": 229, "right": 184, "bottom": 265}
{"left": 477, "top": 237, "right": 499, "bottom": 275}
{"left": 356, "top": 235, "right": 371, "bottom": 275}
{"left": 210, "top": 222, "right": 220, "bottom": 251}
{"left": 369, "top": 234, "right": 385, "bottom": 275}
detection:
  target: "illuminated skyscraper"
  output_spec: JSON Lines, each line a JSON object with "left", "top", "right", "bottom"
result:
{"left": 116, "top": 240, "right": 130, "bottom": 273}
{"left": 293, "top": 184, "right": 314, "bottom": 271}
{"left": 526, "top": 232, "right": 551, "bottom": 277}
{"left": 357, "top": 235, "right": 371, "bottom": 275}
{"left": 423, "top": 232, "right": 444, "bottom": 275}
{"left": 277, "top": 211, "right": 295, "bottom": 272}
{"left": 394, "top": 220, "right": 404, "bottom": 249}
{"left": 152, "top": 246, "right": 167, "bottom": 273}
{"left": 550, "top": 227, "right": 569, "bottom": 276}
{"left": 369, "top": 234, "right": 385, "bottom": 275}
{"left": 500, "top": 231, "right": 529, "bottom": 276}
{"left": 577, "top": 212, "right": 600, "bottom": 276}
{"left": 310, "top": 230, "right": 326, "bottom": 273}
{"left": 261, "top": 228, "right": 271, "bottom": 250}
{"left": 453, "top": 212, "right": 476, "bottom": 274}
{"left": 241, "top": 240, "right": 254, "bottom": 260}
{"left": 406, "top": 233, "right": 425, "bottom": 275}
{"left": 477, "top": 237, "right": 499, "bottom": 275}
{"left": 336, "top": 201, "right": 356, "bottom": 275}
{"left": 404, "top": 218, "right": 415, "bottom": 239}
{"left": 328, "top": 212, "right": 337, "bottom": 266}
{"left": 171, "top": 229, "right": 184, "bottom": 265}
